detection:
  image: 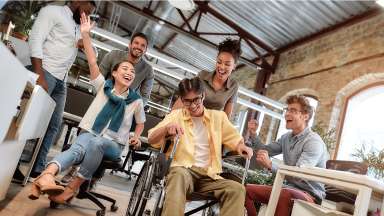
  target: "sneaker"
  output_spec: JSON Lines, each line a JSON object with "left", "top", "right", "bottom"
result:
{"left": 61, "top": 166, "right": 78, "bottom": 184}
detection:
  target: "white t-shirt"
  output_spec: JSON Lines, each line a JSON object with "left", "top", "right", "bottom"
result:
{"left": 191, "top": 117, "right": 210, "bottom": 168}
{"left": 79, "top": 74, "right": 146, "bottom": 145}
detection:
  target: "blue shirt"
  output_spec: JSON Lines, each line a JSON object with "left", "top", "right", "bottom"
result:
{"left": 247, "top": 127, "right": 329, "bottom": 201}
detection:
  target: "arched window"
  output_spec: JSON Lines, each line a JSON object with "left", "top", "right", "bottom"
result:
{"left": 336, "top": 85, "right": 384, "bottom": 161}
{"left": 276, "top": 96, "right": 318, "bottom": 139}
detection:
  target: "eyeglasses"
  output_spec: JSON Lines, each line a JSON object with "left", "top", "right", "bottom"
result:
{"left": 283, "top": 108, "right": 303, "bottom": 115}
{"left": 182, "top": 96, "right": 203, "bottom": 107}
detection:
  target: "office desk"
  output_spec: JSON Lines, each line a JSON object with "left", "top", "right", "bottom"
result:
{"left": 264, "top": 165, "right": 384, "bottom": 216}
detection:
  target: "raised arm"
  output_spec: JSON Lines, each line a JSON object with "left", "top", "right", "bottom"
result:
{"left": 79, "top": 13, "right": 100, "bottom": 81}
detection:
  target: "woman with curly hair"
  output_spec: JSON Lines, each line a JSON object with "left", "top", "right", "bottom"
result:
{"left": 173, "top": 38, "right": 241, "bottom": 118}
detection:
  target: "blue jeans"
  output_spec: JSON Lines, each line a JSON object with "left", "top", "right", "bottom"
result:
{"left": 49, "top": 132, "right": 123, "bottom": 180}
{"left": 32, "top": 69, "right": 67, "bottom": 173}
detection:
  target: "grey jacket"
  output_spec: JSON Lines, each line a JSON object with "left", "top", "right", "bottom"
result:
{"left": 246, "top": 127, "right": 329, "bottom": 202}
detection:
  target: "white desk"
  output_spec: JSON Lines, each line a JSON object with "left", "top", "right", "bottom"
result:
{"left": 0, "top": 44, "right": 55, "bottom": 198}
{"left": 265, "top": 165, "right": 384, "bottom": 216}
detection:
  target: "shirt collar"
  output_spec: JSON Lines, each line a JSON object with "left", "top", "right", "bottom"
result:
{"left": 201, "top": 70, "right": 233, "bottom": 90}
{"left": 182, "top": 107, "right": 211, "bottom": 122}
{"left": 112, "top": 88, "right": 129, "bottom": 98}
{"left": 291, "top": 127, "right": 310, "bottom": 139}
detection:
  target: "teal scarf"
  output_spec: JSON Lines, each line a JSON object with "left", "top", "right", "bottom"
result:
{"left": 92, "top": 79, "right": 140, "bottom": 133}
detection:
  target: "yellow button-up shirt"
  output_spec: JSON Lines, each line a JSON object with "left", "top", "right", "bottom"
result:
{"left": 148, "top": 108, "right": 242, "bottom": 179}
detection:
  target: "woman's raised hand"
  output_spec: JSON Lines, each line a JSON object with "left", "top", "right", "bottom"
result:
{"left": 80, "top": 12, "right": 95, "bottom": 35}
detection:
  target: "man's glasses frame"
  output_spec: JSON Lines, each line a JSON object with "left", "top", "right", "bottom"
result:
{"left": 283, "top": 107, "right": 303, "bottom": 115}
{"left": 181, "top": 95, "right": 203, "bottom": 107}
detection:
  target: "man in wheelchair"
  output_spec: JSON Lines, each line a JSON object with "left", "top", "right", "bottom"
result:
{"left": 148, "top": 77, "right": 253, "bottom": 216}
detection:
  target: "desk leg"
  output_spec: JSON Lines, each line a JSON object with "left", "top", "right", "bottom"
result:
{"left": 354, "top": 186, "right": 372, "bottom": 216}
{"left": 265, "top": 170, "right": 285, "bottom": 216}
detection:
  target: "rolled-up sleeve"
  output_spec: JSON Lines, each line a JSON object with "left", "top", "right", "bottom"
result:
{"left": 29, "top": 6, "right": 56, "bottom": 59}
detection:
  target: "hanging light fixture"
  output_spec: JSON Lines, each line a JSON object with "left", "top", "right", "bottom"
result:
{"left": 168, "top": 0, "right": 195, "bottom": 11}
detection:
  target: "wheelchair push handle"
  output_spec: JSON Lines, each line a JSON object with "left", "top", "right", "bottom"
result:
{"left": 169, "top": 135, "right": 180, "bottom": 160}
{"left": 242, "top": 158, "right": 250, "bottom": 185}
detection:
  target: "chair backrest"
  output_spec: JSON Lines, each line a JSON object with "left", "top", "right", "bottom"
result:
{"left": 325, "top": 160, "right": 368, "bottom": 204}
{"left": 326, "top": 160, "right": 368, "bottom": 174}
{"left": 65, "top": 86, "right": 95, "bottom": 117}
{"left": 142, "top": 113, "right": 163, "bottom": 138}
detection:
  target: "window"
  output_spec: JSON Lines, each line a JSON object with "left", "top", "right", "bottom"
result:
{"left": 337, "top": 85, "right": 384, "bottom": 161}
{"left": 276, "top": 96, "right": 318, "bottom": 140}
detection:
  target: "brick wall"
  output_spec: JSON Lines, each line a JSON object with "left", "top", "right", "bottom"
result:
{"left": 261, "top": 12, "right": 384, "bottom": 155}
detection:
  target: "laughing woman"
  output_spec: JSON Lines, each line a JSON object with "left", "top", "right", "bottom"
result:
{"left": 173, "top": 38, "right": 241, "bottom": 118}
{"left": 28, "top": 13, "right": 146, "bottom": 204}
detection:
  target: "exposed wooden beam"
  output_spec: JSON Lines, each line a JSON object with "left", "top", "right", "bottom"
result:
{"left": 160, "top": 9, "right": 199, "bottom": 50}
{"left": 176, "top": 9, "right": 193, "bottom": 32}
{"left": 244, "top": 38, "right": 271, "bottom": 70}
{"left": 194, "top": 10, "right": 203, "bottom": 32}
{"left": 195, "top": 1, "right": 275, "bottom": 55}
{"left": 197, "top": 32, "right": 238, "bottom": 36}
{"left": 116, "top": 1, "right": 264, "bottom": 70}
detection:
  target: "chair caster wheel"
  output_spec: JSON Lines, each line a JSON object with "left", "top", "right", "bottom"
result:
{"left": 96, "top": 209, "right": 105, "bottom": 216}
{"left": 111, "top": 204, "right": 118, "bottom": 212}
{"left": 50, "top": 201, "right": 59, "bottom": 208}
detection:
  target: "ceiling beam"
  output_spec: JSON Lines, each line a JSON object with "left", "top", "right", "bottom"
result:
{"left": 197, "top": 32, "right": 238, "bottom": 36}
{"left": 116, "top": 1, "right": 265, "bottom": 70}
{"left": 160, "top": 9, "right": 199, "bottom": 50}
{"left": 176, "top": 9, "right": 194, "bottom": 32}
{"left": 195, "top": 1, "right": 275, "bottom": 55}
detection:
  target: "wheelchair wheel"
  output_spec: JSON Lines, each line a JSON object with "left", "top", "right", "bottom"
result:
{"left": 136, "top": 156, "right": 156, "bottom": 215}
{"left": 126, "top": 160, "right": 150, "bottom": 216}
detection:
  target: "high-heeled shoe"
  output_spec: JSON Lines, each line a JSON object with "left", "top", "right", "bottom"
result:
{"left": 48, "top": 185, "right": 78, "bottom": 205}
{"left": 28, "top": 171, "right": 65, "bottom": 200}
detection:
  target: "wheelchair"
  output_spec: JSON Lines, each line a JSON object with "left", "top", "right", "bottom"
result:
{"left": 126, "top": 136, "right": 250, "bottom": 216}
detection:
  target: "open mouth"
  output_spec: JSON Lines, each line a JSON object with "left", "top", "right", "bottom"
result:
{"left": 217, "top": 70, "right": 227, "bottom": 77}
{"left": 133, "top": 48, "right": 143, "bottom": 55}
{"left": 123, "top": 74, "right": 132, "bottom": 82}
{"left": 286, "top": 120, "right": 293, "bottom": 124}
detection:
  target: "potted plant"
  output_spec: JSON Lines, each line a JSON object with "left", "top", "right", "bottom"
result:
{"left": 1, "top": 1, "right": 46, "bottom": 40}
{"left": 311, "top": 122, "right": 336, "bottom": 156}
{"left": 352, "top": 143, "right": 384, "bottom": 180}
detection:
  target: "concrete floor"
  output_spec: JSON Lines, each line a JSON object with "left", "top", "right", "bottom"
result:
{"left": 0, "top": 140, "right": 138, "bottom": 216}
{"left": 0, "top": 171, "right": 135, "bottom": 216}
{"left": 0, "top": 141, "right": 207, "bottom": 216}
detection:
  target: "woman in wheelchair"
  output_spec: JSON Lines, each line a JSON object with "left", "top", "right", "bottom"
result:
{"left": 148, "top": 77, "right": 253, "bottom": 216}
{"left": 28, "top": 13, "right": 145, "bottom": 204}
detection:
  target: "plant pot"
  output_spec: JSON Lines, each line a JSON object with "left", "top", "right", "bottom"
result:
{"left": 12, "top": 32, "right": 28, "bottom": 41}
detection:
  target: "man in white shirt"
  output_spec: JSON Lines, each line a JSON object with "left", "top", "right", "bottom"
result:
{"left": 28, "top": 1, "right": 95, "bottom": 177}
